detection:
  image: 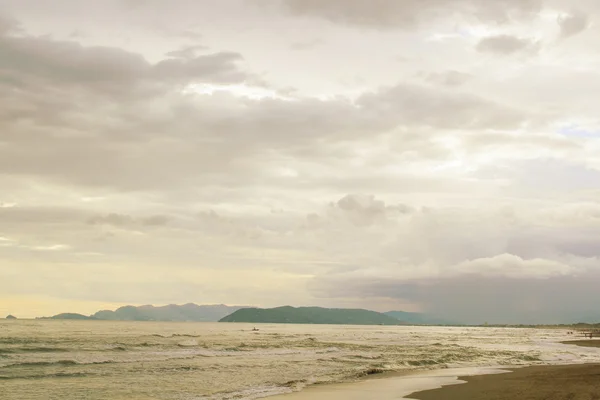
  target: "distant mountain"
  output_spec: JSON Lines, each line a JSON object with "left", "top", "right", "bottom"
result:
{"left": 219, "top": 306, "right": 404, "bottom": 325}
{"left": 49, "top": 313, "right": 93, "bottom": 320}
{"left": 5, "top": 315, "right": 17, "bottom": 320}
{"left": 92, "top": 303, "right": 245, "bottom": 322}
{"left": 384, "top": 311, "right": 455, "bottom": 325}
{"left": 42, "top": 304, "right": 453, "bottom": 325}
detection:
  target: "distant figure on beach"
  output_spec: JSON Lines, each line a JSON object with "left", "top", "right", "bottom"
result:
{"left": 252, "top": 327, "right": 259, "bottom": 331}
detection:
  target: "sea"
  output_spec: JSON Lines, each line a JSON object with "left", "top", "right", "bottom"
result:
{"left": 1, "top": 320, "right": 599, "bottom": 400}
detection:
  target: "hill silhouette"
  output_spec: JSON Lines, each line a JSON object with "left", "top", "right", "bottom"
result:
{"left": 92, "top": 303, "right": 243, "bottom": 321}
{"left": 219, "top": 306, "right": 404, "bottom": 325}
{"left": 49, "top": 313, "right": 93, "bottom": 320}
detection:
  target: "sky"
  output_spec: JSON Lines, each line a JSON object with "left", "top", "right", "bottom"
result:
{"left": 1, "top": 0, "right": 600, "bottom": 324}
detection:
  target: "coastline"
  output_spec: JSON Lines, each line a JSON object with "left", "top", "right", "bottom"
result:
{"left": 407, "top": 364, "right": 600, "bottom": 400}
{"left": 6, "top": 321, "right": 598, "bottom": 400}
{"left": 266, "top": 367, "right": 513, "bottom": 400}
{"left": 267, "top": 338, "right": 600, "bottom": 400}
{"left": 267, "top": 363, "right": 600, "bottom": 400}
{"left": 560, "top": 339, "right": 600, "bottom": 348}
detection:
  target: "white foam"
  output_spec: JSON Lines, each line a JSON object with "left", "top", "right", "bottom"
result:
{"left": 266, "top": 367, "right": 512, "bottom": 400}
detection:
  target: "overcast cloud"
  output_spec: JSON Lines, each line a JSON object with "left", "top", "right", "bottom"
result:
{"left": 1, "top": 0, "right": 599, "bottom": 323}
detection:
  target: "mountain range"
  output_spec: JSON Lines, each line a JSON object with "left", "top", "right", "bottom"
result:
{"left": 41, "top": 303, "right": 451, "bottom": 325}
{"left": 219, "top": 306, "right": 404, "bottom": 325}
{"left": 91, "top": 303, "right": 244, "bottom": 321}
{"left": 42, "top": 304, "right": 244, "bottom": 322}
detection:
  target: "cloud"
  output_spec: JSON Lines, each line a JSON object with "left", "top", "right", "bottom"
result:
{"left": 557, "top": 11, "right": 590, "bottom": 39}
{"left": 88, "top": 213, "right": 170, "bottom": 227}
{"left": 31, "top": 244, "right": 71, "bottom": 251}
{"left": 152, "top": 52, "right": 246, "bottom": 83}
{"left": 329, "top": 272, "right": 600, "bottom": 324}
{"left": 309, "top": 253, "right": 600, "bottom": 324}
{"left": 279, "top": 0, "right": 542, "bottom": 29}
{"left": 142, "top": 215, "right": 170, "bottom": 226}
{"left": 304, "top": 196, "right": 600, "bottom": 323}
{"left": 0, "top": 14, "right": 18, "bottom": 34}
{"left": 357, "top": 83, "right": 526, "bottom": 130}
{"left": 0, "top": 23, "right": 531, "bottom": 194}
{"left": 453, "top": 253, "right": 575, "bottom": 279}
{"left": 0, "top": 31, "right": 248, "bottom": 92}
{"left": 305, "top": 194, "right": 413, "bottom": 229}
{"left": 0, "top": 206, "right": 89, "bottom": 225}
{"left": 2, "top": 2, "right": 600, "bottom": 321}
{"left": 476, "top": 34, "right": 540, "bottom": 55}
{"left": 165, "top": 45, "right": 208, "bottom": 59}
{"left": 424, "top": 70, "right": 472, "bottom": 87}
{"left": 290, "top": 38, "right": 323, "bottom": 51}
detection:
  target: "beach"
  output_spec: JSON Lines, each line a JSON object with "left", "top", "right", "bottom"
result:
{"left": 408, "top": 364, "right": 600, "bottom": 400}
{"left": 561, "top": 339, "right": 600, "bottom": 348}
{"left": 267, "top": 367, "right": 512, "bottom": 400}
{"left": 268, "top": 336, "right": 600, "bottom": 400}
{"left": 268, "top": 364, "right": 600, "bottom": 400}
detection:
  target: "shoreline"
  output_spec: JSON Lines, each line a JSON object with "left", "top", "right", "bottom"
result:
{"left": 408, "top": 363, "right": 600, "bottom": 400}
{"left": 268, "top": 363, "right": 600, "bottom": 400}
{"left": 267, "top": 339, "right": 600, "bottom": 400}
{"left": 560, "top": 339, "right": 600, "bottom": 348}
{"left": 266, "top": 366, "right": 514, "bottom": 400}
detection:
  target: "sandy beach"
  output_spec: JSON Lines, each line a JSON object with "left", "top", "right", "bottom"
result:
{"left": 269, "top": 364, "right": 600, "bottom": 400}
{"left": 408, "top": 364, "right": 600, "bottom": 400}
{"left": 267, "top": 367, "right": 513, "bottom": 400}
{"left": 561, "top": 339, "right": 600, "bottom": 348}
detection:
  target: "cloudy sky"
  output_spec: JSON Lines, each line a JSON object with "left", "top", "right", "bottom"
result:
{"left": 1, "top": 0, "right": 599, "bottom": 323}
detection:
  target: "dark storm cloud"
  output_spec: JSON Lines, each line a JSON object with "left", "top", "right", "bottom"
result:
{"left": 310, "top": 269, "right": 600, "bottom": 324}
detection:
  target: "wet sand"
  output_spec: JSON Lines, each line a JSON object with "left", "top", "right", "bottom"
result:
{"left": 269, "top": 364, "right": 600, "bottom": 400}
{"left": 408, "top": 364, "right": 600, "bottom": 400}
{"left": 268, "top": 337, "right": 600, "bottom": 400}
{"left": 561, "top": 339, "right": 600, "bottom": 348}
{"left": 267, "top": 367, "right": 511, "bottom": 400}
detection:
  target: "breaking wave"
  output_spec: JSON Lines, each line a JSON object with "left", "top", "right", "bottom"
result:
{"left": 1, "top": 322, "right": 597, "bottom": 400}
{"left": 0, "top": 372, "right": 89, "bottom": 380}
{"left": 0, "top": 347, "right": 70, "bottom": 354}
{"left": 1, "top": 360, "right": 118, "bottom": 369}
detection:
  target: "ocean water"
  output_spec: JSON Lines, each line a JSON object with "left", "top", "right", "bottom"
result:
{"left": 1, "top": 320, "right": 598, "bottom": 400}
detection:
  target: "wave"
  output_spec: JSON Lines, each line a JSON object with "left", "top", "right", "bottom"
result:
{"left": 201, "top": 385, "right": 293, "bottom": 400}
{"left": 0, "top": 372, "right": 89, "bottom": 380}
{"left": 150, "top": 334, "right": 203, "bottom": 338}
{"left": 0, "top": 339, "right": 37, "bottom": 345}
{"left": 0, "top": 345, "right": 137, "bottom": 354}
{"left": 0, "top": 347, "right": 70, "bottom": 354}
{"left": 2, "top": 360, "right": 79, "bottom": 368}
{"left": 202, "top": 367, "right": 386, "bottom": 400}
{"left": 355, "top": 367, "right": 386, "bottom": 377}
{"left": 1, "top": 359, "right": 119, "bottom": 369}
